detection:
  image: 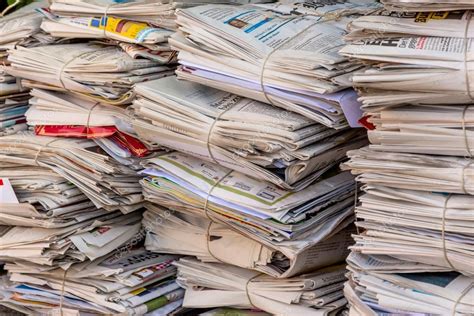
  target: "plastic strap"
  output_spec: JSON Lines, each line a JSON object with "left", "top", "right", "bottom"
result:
{"left": 203, "top": 170, "right": 233, "bottom": 262}
{"left": 33, "top": 138, "right": 62, "bottom": 166}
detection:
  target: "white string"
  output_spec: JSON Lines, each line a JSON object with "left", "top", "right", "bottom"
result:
{"left": 463, "top": 11, "right": 473, "bottom": 101}
{"left": 56, "top": 51, "right": 99, "bottom": 90}
{"left": 440, "top": 194, "right": 457, "bottom": 271}
{"left": 33, "top": 138, "right": 62, "bottom": 167}
{"left": 85, "top": 102, "right": 100, "bottom": 136}
{"left": 461, "top": 105, "right": 473, "bottom": 158}
{"left": 203, "top": 170, "right": 232, "bottom": 262}
{"left": 205, "top": 107, "right": 234, "bottom": 164}
{"left": 102, "top": 4, "right": 112, "bottom": 39}
{"left": 258, "top": 19, "right": 319, "bottom": 106}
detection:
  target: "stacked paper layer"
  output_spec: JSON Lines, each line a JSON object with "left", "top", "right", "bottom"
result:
{"left": 0, "top": 0, "right": 380, "bottom": 315}
{"left": 0, "top": 1, "right": 57, "bottom": 136}
{"left": 140, "top": 151, "right": 356, "bottom": 278}
{"left": 132, "top": 76, "right": 367, "bottom": 189}
{"left": 170, "top": 4, "right": 371, "bottom": 129}
{"left": 0, "top": 1, "right": 187, "bottom": 314}
{"left": 341, "top": 1, "right": 474, "bottom": 315}
{"left": 48, "top": 0, "right": 275, "bottom": 31}
{"left": 173, "top": 257, "right": 348, "bottom": 315}
{"left": 341, "top": 9, "right": 474, "bottom": 107}
{"left": 381, "top": 0, "right": 474, "bottom": 11}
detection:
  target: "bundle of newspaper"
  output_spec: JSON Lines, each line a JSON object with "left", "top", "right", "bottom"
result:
{"left": 364, "top": 105, "right": 474, "bottom": 157}
{"left": 256, "top": 0, "right": 381, "bottom": 17}
{"left": 174, "top": 257, "right": 347, "bottom": 315}
{"left": 341, "top": 9, "right": 474, "bottom": 108}
{"left": 342, "top": 145, "right": 474, "bottom": 313}
{"left": 39, "top": 7, "right": 175, "bottom": 45}
{"left": 0, "top": 245, "right": 184, "bottom": 315}
{"left": 170, "top": 4, "right": 368, "bottom": 129}
{"left": 381, "top": 0, "right": 474, "bottom": 11}
{"left": 48, "top": 0, "right": 274, "bottom": 31}
{"left": 0, "top": 206, "right": 142, "bottom": 267}
{"left": 345, "top": 9, "right": 474, "bottom": 41}
{"left": 344, "top": 253, "right": 473, "bottom": 315}
{"left": 0, "top": 165, "right": 99, "bottom": 228}
{"left": 4, "top": 43, "right": 175, "bottom": 105}
{"left": 140, "top": 151, "right": 355, "bottom": 278}
{"left": 0, "top": 1, "right": 56, "bottom": 136}
{"left": 133, "top": 76, "right": 366, "bottom": 190}
{"left": 0, "top": 132, "right": 144, "bottom": 212}
{"left": 343, "top": 147, "right": 474, "bottom": 196}
{"left": 23, "top": 88, "right": 155, "bottom": 162}
{"left": 348, "top": 183, "right": 474, "bottom": 275}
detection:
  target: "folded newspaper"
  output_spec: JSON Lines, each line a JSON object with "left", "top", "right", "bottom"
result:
{"left": 352, "top": 184, "right": 474, "bottom": 275}
{"left": 140, "top": 151, "right": 355, "bottom": 278}
{"left": 133, "top": 76, "right": 367, "bottom": 190}
{"left": 0, "top": 1, "right": 56, "bottom": 137}
{"left": 24, "top": 88, "right": 155, "bottom": 161}
{"left": 256, "top": 0, "right": 381, "bottom": 17}
{"left": 340, "top": 10, "right": 474, "bottom": 108}
{"left": 365, "top": 105, "right": 474, "bottom": 157}
{"left": 5, "top": 43, "right": 175, "bottom": 105}
{"left": 48, "top": 0, "right": 275, "bottom": 31}
{"left": 1, "top": 247, "right": 183, "bottom": 315}
{"left": 344, "top": 253, "right": 473, "bottom": 315}
{"left": 26, "top": 88, "right": 133, "bottom": 133}
{"left": 0, "top": 132, "right": 144, "bottom": 212}
{"left": 345, "top": 9, "right": 474, "bottom": 40}
{"left": 343, "top": 147, "right": 474, "bottom": 195}
{"left": 0, "top": 165, "right": 100, "bottom": 228}
{"left": 39, "top": 7, "right": 175, "bottom": 44}
{"left": 171, "top": 4, "right": 366, "bottom": 128}
{"left": 0, "top": 209, "right": 142, "bottom": 267}
{"left": 381, "top": 0, "right": 474, "bottom": 11}
{"left": 143, "top": 204, "right": 354, "bottom": 279}
{"left": 175, "top": 257, "right": 348, "bottom": 315}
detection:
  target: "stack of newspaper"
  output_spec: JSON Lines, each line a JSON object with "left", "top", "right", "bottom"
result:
{"left": 0, "top": 1, "right": 56, "bottom": 136}
{"left": 0, "top": 0, "right": 378, "bottom": 315}
{"left": 0, "top": 134, "right": 183, "bottom": 314}
{"left": 1, "top": 246, "right": 184, "bottom": 315}
{"left": 137, "top": 149, "right": 356, "bottom": 313}
{"left": 0, "top": 135, "right": 183, "bottom": 315}
{"left": 170, "top": 4, "right": 371, "bottom": 129}
{"left": 140, "top": 151, "right": 356, "bottom": 278}
{"left": 5, "top": 42, "right": 175, "bottom": 105}
{"left": 341, "top": 1, "right": 474, "bottom": 314}
{"left": 0, "top": 132, "right": 144, "bottom": 212}
{"left": 133, "top": 76, "right": 367, "bottom": 190}
{"left": 341, "top": 9, "right": 474, "bottom": 107}
{"left": 173, "top": 257, "right": 347, "bottom": 315}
